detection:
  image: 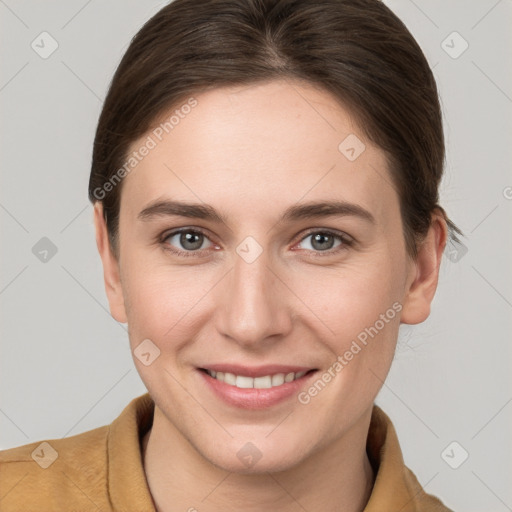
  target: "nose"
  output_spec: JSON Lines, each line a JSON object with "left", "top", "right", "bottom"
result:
{"left": 216, "top": 248, "right": 293, "bottom": 350}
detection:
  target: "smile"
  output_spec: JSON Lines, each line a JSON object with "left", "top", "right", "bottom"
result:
{"left": 198, "top": 365, "right": 318, "bottom": 409}
{"left": 205, "top": 369, "right": 309, "bottom": 389}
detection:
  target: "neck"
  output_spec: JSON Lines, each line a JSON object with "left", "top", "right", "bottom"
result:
{"left": 142, "top": 406, "right": 375, "bottom": 512}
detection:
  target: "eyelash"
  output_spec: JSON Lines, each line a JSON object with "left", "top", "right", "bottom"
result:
{"left": 159, "top": 227, "right": 354, "bottom": 259}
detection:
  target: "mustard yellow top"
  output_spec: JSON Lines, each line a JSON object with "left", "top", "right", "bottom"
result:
{"left": 0, "top": 393, "right": 453, "bottom": 511}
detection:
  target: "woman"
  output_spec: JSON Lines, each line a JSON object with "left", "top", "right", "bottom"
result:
{"left": 0, "top": 0, "right": 460, "bottom": 510}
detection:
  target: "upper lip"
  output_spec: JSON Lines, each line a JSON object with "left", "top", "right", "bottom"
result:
{"left": 199, "top": 364, "right": 316, "bottom": 378}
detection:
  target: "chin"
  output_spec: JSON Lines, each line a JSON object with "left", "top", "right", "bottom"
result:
{"left": 194, "top": 435, "right": 307, "bottom": 475}
{"left": 210, "top": 451, "right": 302, "bottom": 475}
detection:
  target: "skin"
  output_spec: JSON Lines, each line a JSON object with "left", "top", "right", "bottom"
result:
{"left": 94, "top": 79, "right": 447, "bottom": 512}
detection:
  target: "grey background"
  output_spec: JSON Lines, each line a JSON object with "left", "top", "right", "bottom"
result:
{"left": 1, "top": 1, "right": 511, "bottom": 510}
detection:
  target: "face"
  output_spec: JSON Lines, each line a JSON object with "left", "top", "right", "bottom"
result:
{"left": 95, "top": 79, "right": 443, "bottom": 473}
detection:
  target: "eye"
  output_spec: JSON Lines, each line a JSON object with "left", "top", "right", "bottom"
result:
{"left": 162, "top": 228, "right": 215, "bottom": 257}
{"left": 159, "top": 227, "right": 353, "bottom": 259}
{"left": 295, "top": 230, "right": 353, "bottom": 255}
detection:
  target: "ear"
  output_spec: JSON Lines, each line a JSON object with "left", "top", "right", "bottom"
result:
{"left": 400, "top": 211, "right": 448, "bottom": 325}
{"left": 93, "top": 203, "right": 128, "bottom": 323}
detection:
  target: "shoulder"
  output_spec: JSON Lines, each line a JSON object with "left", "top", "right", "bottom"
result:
{"left": 0, "top": 424, "right": 111, "bottom": 511}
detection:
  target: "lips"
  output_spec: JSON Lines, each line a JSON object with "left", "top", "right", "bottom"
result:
{"left": 198, "top": 365, "right": 318, "bottom": 409}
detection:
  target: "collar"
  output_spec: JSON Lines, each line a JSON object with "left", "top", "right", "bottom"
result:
{"left": 107, "top": 392, "right": 155, "bottom": 510}
{"left": 107, "top": 393, "right": 451, "bottom": 511}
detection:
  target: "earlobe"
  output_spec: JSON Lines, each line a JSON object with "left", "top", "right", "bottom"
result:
{"left": 400, "top": 213, "right": 448, "bottom": 325}
{"left": 93, "top": 203, "right": 128, "bottom": 324}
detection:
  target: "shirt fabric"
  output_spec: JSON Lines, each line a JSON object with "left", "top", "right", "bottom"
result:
{"left": 0, "top": 392, "right": 453, "bottom": 511}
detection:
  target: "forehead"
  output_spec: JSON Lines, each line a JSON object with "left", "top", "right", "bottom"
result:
{"left": 119, "top": 79, "right": 398, "bottom": 226}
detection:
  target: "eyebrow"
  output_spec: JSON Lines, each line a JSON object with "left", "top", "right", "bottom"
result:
{"left": 137, "top": 199, "right": 375, "bottom": 225}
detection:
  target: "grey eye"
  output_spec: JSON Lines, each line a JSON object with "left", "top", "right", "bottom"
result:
{"left": 299, "top": 232, "right": 343, "bottom": 252}
{"left": 165, "top": 230, "right": 212, "bottom": 251}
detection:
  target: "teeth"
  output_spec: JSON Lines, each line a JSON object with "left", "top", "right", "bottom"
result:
{"left": 224, "top": 372, "right": 236, "bottom": 385}
{"left": 235, "top": 375, "right": 253, "bottom": 388}
{"left": 207, "top": 369, "right": 310, "bottom": 389}
{"left": 254, "top": 376, "right": 272, "bottom": 389}
{"left": 272, "top": 373, "right": 285, "bottom": 386}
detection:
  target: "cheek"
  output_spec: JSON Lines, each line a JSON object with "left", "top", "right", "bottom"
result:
{"left": 295, "top": 257, "right": 404, "bottom": 341}
{"left": 121, "top": 259, "right": 215, "bottom": 345}
{"left": 292, "top": 267, "right": 403, "bottom": 416}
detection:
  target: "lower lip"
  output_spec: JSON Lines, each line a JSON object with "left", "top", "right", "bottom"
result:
{"left": 198, "top": 369, "right": 317, "bottom": 410}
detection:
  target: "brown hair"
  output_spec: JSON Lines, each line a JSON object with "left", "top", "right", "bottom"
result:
{"left": 89, "top": 0, "right": 461, "bottom": 258}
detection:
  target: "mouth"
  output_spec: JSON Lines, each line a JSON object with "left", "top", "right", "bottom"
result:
{"left": 197, "top": 365, "right": 318, "bottom": 409}
{"left": 200, "top": 368, "right": 316, "bottom": 389}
